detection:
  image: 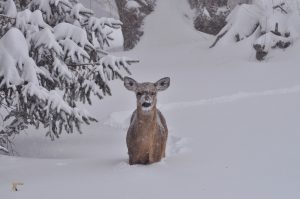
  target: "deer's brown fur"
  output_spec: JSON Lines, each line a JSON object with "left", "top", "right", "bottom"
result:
{"left": 124, "top": 77, "right": 170, "bottom": 165}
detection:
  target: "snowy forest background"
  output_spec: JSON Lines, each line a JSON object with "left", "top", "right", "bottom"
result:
{"left": 1, "top": 0, "right": 300, "bottom": 198}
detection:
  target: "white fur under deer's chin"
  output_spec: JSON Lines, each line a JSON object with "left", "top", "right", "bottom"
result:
{"left": 141, "top": 105, "right": 153, "bottom": 113}
{"left": 139, "top": 98, "right": 154, "bottom": 113}
{"left": 140, "top": 101, "right": 153, "bottom": 114}
{"left": 140, "top": 102, "right": 154, "bottom": 113}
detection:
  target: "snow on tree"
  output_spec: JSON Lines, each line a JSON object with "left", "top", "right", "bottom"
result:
{"left": 126, "top": 0, "right": 142, "bottom": 11}
{"left": 28, "top": 0, "right": 73, "bottom": 26}
{"left": 0, "top": 0, "right": 17, "bottom": 17}
{"left": 0, "top": 0, "right": 137, "bottom": 153}
{"left": 0, "top": 145, "right": 8, "bottom": 153}
{"left": 0, "top": 0, "right": 17, "bottom": 37}
{"left": 211, "top": 0, "right": 300, "bottom": 60}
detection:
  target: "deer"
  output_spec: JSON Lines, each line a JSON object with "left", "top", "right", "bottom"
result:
{"left": 124, "top": 76, "right": 170, "bottom": 165}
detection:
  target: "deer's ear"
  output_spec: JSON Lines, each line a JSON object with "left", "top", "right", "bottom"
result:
{"left": 155, "top": 77, "right": 170, "bottom": 91}
{"left": 124, "top": 76, "right": 138, "bottom": 91}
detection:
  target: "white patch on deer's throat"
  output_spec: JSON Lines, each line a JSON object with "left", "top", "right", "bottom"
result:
{"left": 141, "top": 105, "right": 153, "bottom": 112}
{"left": 141, "top": 101, "right": 153, "bottom": 112}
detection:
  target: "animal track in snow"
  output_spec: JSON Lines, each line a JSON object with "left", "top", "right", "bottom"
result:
{"left": 161, "top": 85, "right": 300, "bottom": 111}
{"left": 104, "top": 85, "right": 300, "bottom": 129}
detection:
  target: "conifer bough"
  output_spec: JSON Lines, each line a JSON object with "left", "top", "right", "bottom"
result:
{"left": 0, "top": 0, "right": 138, "bottom": 153}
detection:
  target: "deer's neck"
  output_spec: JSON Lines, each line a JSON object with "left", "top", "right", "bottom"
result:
{"left": 136, "top": 106, "right": 157, "bottom": 128}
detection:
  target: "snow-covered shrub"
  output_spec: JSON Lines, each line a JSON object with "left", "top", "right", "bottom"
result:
{"left": 116, "top": 0, "right": 156, "bottom": 50}
{"left": 188, "top": 0, "right": 229, "bottom": 35}
{"left": 0, "top": 0, "right": 137, "bottom": 153}
{"left": 195, "top": 6, "right": 229, "bottom": 35}
{"left": 211, "top": 0, "right": 300, "bottom": 60}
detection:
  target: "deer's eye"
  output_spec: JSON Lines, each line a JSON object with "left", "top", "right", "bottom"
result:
{"left": 150, "top": 92, "right": 156, "bottom": 96}
{"left": 136, "top": 92, "right": 142, "bottom": 96}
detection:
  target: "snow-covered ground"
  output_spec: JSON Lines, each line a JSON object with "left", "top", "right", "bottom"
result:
{"left": 1, "top": 0, "right": 300, "bottom": 198}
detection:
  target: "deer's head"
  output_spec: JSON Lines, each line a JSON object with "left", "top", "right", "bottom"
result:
{"left": 124, "top": 77, "right": 170, "bottom": 113}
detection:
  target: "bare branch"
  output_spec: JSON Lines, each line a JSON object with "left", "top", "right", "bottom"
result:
{"left": 273, "top": 3, "right": 287, "bottom": 14}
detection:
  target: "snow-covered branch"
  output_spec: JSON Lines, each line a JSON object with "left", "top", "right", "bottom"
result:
{"left": 211, "top": 1, "right": 300, "bottom": 60}
{"left": 0, "top": 0, "right": 137, "bottom": 153}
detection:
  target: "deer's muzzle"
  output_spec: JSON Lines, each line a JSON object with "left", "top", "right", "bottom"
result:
{"left": 142, "top": 102, "right": 152, "bottom": 108}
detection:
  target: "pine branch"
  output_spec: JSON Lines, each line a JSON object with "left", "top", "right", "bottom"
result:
{"left": 0, "top": 0, "right": 138, "bottom": 150}
{"left": 0, "top": 14, "right": 16, "bottom": 20}
{"left": 67, "top": 60, "right": 140, "bottom": 67}
{"left": 58, "top": 1, "right": 72, "bottom": 9}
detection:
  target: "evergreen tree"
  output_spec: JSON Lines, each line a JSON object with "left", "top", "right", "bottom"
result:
{"left": 0, "top": 0, "right": 137, "bottom": 153}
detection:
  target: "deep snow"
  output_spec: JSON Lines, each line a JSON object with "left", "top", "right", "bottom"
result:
{"left": 1, "top": 0, "right": 300, "bottom": 198}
